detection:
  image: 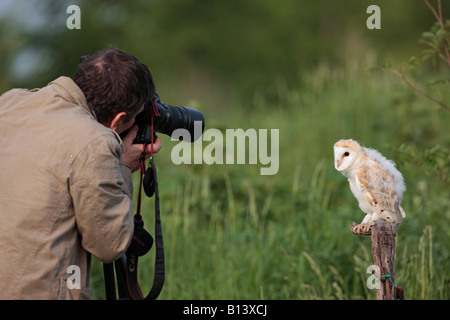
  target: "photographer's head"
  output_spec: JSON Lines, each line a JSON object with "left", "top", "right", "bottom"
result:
{"left": 74, "top": 47, "right": 154, "bottom": 134}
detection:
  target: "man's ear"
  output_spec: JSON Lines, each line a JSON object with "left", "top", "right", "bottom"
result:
{"left": 109, "top": 111, "right": 128, "bottom": 132}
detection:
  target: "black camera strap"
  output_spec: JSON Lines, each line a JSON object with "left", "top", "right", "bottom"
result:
{"left": 103, "top": 100, "right": 165, "bottom": 300}
{"left": 103, "top": 156, "right": 165, "bottom": 300}
{"left": 125, "top": 155, "right": 165, "bottom": 300}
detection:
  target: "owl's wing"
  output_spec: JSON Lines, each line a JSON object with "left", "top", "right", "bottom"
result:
{"left": 356, "top": 161, "right": 402, "bottom": 223}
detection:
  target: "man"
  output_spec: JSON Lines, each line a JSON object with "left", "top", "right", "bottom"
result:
{"left": 0, "top": 48, "right": 161, "bottom": 299}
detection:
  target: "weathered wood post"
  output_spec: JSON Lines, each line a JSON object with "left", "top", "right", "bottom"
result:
{"left": 351, "top": 220, "right": 404, "bottom": 300}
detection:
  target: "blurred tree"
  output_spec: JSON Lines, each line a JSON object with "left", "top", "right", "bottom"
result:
{"left": 0, "top": 0, "right": 447, "bottom": 106}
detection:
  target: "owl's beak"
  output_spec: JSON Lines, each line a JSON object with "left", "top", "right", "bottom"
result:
{"left": 335, "top": 159, "right": 341, "bottom": 170}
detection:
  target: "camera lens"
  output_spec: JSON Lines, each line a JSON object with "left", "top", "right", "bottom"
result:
{"left": 153, "top": 95, "right": 205, "bottom": 142}
{"left": 132, "top": 93, "right": 205, "bottom": 144}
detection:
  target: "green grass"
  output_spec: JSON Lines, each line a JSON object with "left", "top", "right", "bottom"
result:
{"left": 90, "top": 62, "right": 449, "bottom": 300}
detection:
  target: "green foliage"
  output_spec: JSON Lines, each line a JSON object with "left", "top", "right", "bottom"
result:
{"left": 421, "top": 21, "right": 450, "bottom": 64}
{"left": 1, "top": 0, "right": 447, "bottom": 100}
{"left": 383, "top": 1, "right": 450, "bottom": 189}
{"left": 420, "top": 18, "right": 450, "bottom": 63}
{"left": 396, "top": 144, "right": 450, "bottom": 187}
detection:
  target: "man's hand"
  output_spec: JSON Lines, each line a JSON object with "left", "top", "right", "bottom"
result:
{"left": 120, "top": 125, "right": 162, "bottom": 172}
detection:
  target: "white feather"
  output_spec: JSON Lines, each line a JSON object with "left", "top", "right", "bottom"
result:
{"left": 363, "top": 147, "right": 406, "bottom": 202}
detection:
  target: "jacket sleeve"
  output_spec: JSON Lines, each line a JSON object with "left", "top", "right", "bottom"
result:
{"left": 69, "top": 133, "right": 134, "bottom": 263}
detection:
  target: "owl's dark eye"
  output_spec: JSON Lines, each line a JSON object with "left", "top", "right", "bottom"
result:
{"left": 344, "top": 152, "right": 350, "bottom": 157}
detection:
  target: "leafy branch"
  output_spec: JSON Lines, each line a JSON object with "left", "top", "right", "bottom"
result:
{"left": 423, "top": 0, "right": 450, "bottom": 69}
{"left": 382, "top": 0, "right": 450, "bottom": 186}
{"left": 396, "top": 144, "right": 450, "bottom": 187}
{"left": 385, "top": 0, "right": 450, "bottom": 113}
{"left": 384, "top": 67, "right": 450, "bottom": 112}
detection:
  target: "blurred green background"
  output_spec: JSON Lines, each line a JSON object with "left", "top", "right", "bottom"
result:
{"left": 1, "top": 0, "right": 448, "bottom": 299}
{"left": 1, "top": 0, "right": 446, "bottom": 103}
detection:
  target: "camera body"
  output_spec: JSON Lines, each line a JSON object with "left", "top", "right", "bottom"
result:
{"left": 133, "top": 93, "right": 205, "bottom": 144}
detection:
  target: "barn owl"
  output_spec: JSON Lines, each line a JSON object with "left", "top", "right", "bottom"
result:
{"left": 334, "top": 139, "right": 406, "bottom": 234}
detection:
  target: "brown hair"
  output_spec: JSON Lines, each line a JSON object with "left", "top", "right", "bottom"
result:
{"left": 74, "top": 47, "right": 155, "bottom": 124}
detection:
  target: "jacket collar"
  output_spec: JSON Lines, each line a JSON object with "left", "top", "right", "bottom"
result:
{"left": 49, "top": 76, "right": 97, "bottom": 121}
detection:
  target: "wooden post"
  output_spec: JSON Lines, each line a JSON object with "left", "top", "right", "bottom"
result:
{"left": 351, "top": 220, "right": 404, "bottom": 300}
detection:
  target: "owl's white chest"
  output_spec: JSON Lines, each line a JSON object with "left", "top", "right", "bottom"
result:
{"left": 348, "top": 176, "right": 373, "bottom": 214}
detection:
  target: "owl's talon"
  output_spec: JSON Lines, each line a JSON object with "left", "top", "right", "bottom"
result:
{"left": 363, "top": 222, "right": 374, "bottom": 233}
{"left": 350, "top": 222, "right": 373, "bottom": 235}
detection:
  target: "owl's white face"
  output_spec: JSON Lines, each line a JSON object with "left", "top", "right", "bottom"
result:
{"left": 334, "top": 140, "right": 360, "bottom": 172}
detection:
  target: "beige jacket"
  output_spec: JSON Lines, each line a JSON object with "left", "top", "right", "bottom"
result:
{"left": 0, "top": 77, "right": 134, "bottom": 299}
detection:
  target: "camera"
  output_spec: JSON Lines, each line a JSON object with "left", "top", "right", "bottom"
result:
{"left": 133, "top": 93, "right": 205, "bottom": 144}
{"left": 128, "top": 93, "right": 205, "bottom": 197}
